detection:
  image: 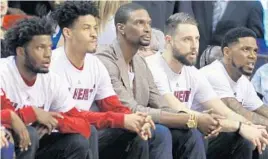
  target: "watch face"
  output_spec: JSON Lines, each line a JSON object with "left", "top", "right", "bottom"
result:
{"left": 187, "top": 120, "right": 197, "bottom": 128}
{"left": 187, "top": 120, "right": 195, "bottom": 128}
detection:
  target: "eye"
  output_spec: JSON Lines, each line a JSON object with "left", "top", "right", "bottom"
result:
{"left": 242, "top": 47, "right": 250, "bottom": 52}
{"left": 184, "top": 37, "right": 191, "bottom": 42}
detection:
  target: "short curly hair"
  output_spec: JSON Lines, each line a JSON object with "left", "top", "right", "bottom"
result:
{"left": 52, "top": 1, "right": 99, "bottom": 29}
{"left": 221, "top": 27, "right": 257, "bottom": 52}
{"left": 4, "top": 17, "right": 54, "bottom": 55}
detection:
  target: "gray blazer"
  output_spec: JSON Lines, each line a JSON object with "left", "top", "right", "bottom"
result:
{"left": 96, "top": 41, "right": 176, "bottom": 122}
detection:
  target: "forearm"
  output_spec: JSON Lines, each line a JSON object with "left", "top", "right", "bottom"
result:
{"left": 164, "top": 94, "right": 202, "bottom": 116}
{"left": 219, "top": 119, "right": 240, "bottom": 132}
{"left": 56, "top": 112, "right": 90, "bottom": 139}
{"left": 96, "top": 95, "right": 131, "bottom": 114}
{"left": 1, "top": 91, "right": 37, "bottom": 124}
{"left": 159, "top": 111, "right": 190, "bottom": 129}
{"left": 255, "top": 105, "right": 268, "bottom": 119}
{"left": 222, "top": 98, "right": 268, "bottom": 126}
{"left": 66, "top": 107, "right": 125, "bottom": 129}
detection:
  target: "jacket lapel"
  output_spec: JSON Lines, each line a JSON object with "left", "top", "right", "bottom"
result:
{"left": 112, "top": 41, "right": 131, "bottom": 92}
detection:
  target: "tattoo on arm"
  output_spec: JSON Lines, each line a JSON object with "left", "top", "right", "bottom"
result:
{"left": 222, "top": 98, "right": 268, "bottom": 127}
{"left": 255, "top": 105, "right": 268, "bottom": 119}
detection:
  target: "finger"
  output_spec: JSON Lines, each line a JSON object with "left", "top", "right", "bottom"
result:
{"left": 209, "top": 126, "right": 222, "bottom": 136}
{"left": 211, "top": 114, "right": 226, "bottom": 120}
{"left": 135, "top": 122, "right": 142, "bottom": 131}
{"left": 142, "top": 123, "right": 152, "bottom": 138}
{"left": 255, "top": 125, "right": 266, "bottom": 130}
{"left": 22, "top": 130, "right": 30, "bottom": 151}
{"left": 262, "top": 143, "right": 266, "bottom": 151}
{"left": 256, "top": 139, "right": 263, "bottom": 154}
{"left": 262, "top": 131, "right": 268, "bottom": 140}
{"left": 145, "top": 116, "right": 155, "bottom": 130}
{"left": 2, "top": 136, "right": 9, "bottom": 147}
{"left": 138, "top": 132, "right": 147, "bottom": 141}
{"left": 50, "top": 118, "right": 59, "bottom": 128}
{"left": 149, "top": 119, "right": 156, "bottom": 130}
{"left": 260, "top": 135, "right": 268, "bottom": 145}
{"left": 208, "top": 126, "right": 216, "bottom": 132}
{"left": 45, "top": 124, "right": 53, "bottom": 134}
{"left": 50, "top": 112, "right": 64, "bottom": 119}
{"left": 136, "top": 112, "right": 148, "bottom": 117}
{"left": 202, "top": 109, "right": 213, "bottom": 114}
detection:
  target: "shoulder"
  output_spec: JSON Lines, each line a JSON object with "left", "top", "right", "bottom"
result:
{"left": 95, "top": 44, "right": 117, "bottom": 61}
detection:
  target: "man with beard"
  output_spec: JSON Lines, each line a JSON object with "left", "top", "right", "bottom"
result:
{"left": 1, "top": 16, "right": 152, "bottom": 159}
{"left": 200, "top": 27, "right": 268, "bottom": 158}
{"left": 50, "top": 2, "right": 156, "bottom": 159}
{"left": 96, "top": 3, "right": 226, "bottom": 159}
{"left": 145, "top": 13, "right": 268, "bottom": 158}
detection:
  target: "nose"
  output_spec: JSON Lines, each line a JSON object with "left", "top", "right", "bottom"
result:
{"left": 191, "top": 39, "right": 199, "bottom": 51}
{"left": 144, "top": 22, "right": 151, "bottom": 33}
{"left": 90, "top": 27, "right": 97, "bottom": 38}
{"left": 44, "top": 47, "right": 52, "bottom": 58}
{"left": 248, "top": 50, "right": 257, "bottom": 60}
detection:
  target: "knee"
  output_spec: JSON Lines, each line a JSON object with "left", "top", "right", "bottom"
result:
{"left": 90, "top": 125, "right": 98, "bottom": 140}
{"left": 68, "top": 134, "right": 90, "bottom": 153}
{"left": 152, "top": 124, "right": 172, "bottom": 145}
{"left": 185, "top": 129, "right": 204, "bottom": 148}
{"left": 26, "top": 126, "right": 39, "bottom": 150}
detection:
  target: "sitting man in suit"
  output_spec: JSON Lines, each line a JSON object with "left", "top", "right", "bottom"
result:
{"left": 96, "top": 3, "right": 226, "bottom": 159}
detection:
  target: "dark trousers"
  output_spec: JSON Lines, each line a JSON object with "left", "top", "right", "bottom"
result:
{"left": 13, "top": 126, "right": 39, "bottom": 159}
{"left": 88, "top": 125, "right": 99, "bottom": 159}
{"left": 36, "top": 133, "right": 90, "bottom": 159}
{"left": 253, "top": 147, "right": 268, "bottom": 159}
{"left": 99, "top": 124, "right": 173, "bottom": 159}
{"left": 207, "top": 132, "right": 253, "bottom": 159}
{"left": 170, "top": 128, "right": 206, "bottom": 159}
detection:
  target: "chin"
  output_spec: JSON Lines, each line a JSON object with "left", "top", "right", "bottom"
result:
{"left": 38, "top": 69, "right": 49, "bottom": 74}
{"left": 87, "top": 48, "right": 97, "bottom": 53}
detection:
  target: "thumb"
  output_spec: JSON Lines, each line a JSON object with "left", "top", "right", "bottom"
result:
{"left": 50, "top": 112, "right": 64, "bottom": 119}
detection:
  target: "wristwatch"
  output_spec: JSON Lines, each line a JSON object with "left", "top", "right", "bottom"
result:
{"left": 186, "top": 114, "right": 198, "bottom": 129}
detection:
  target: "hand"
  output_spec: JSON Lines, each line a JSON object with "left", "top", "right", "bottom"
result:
{"left": 10, "top": 111, "right": 31, "bottom": 151}
{"left": 239, "top": 124, "right": 268, "bottom": 154}
{"left": 33, "top": 107, "right": 63, "bottom": 133}
{"left": 0, "top": 130, "right": 9, "bottom": 148}
{"left": 124, "top": 113, "right": 146, "bottom": 134}
{"left": 136, "top": 112, "right": 156, "bottom": 130}
{"left": 35, "top": 124, "right": 49, "bottom": 139}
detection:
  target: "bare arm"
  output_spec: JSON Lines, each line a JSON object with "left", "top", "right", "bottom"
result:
{"left": 202, "top": 98, "right": 249, "bottom": 123}
{"left": 222, "top": 97, "right": 268, "bottom": 128}
{"left": 254, "top": 105, "right": 268, "bottom": 119}
{"left": 164, "top": 93, "right": 202, "bottom": 116}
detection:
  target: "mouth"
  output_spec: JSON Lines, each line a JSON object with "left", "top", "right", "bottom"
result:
{"left": 42, "top": 61, "right": 50, "bottom": 68}
{"left": 142, "top": 35, "right": 151, "bottom": 41}
{"left": 246, "top": 62, "right": 255, "bottom": 70}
